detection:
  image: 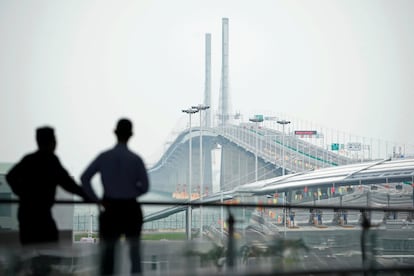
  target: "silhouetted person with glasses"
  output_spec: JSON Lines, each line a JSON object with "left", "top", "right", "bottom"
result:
{"left": 6, "top": 127, "right": 90, "bottom": 246}
{"left": 81, "top": 118, "right": 149, "bottom": 275}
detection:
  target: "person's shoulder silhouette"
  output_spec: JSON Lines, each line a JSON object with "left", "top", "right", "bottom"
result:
{"left": 81, "top": 118, "right": 149, "bottom": 275}
{"left": 6, "top": 126, "right": 90, "bottom": 245}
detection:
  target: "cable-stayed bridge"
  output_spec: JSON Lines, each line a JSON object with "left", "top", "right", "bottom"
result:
{"left": 149, "top": 121, "right": 378, "bottom": 197}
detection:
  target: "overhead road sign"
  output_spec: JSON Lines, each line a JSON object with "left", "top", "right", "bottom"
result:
{"left": 294, "top": 130, "right": 317, "bottom": 135}
{"left": 331, "top": 143, "right": 345, "bottom": 151}
{"left": 249, "top": 114, "right": 264, "bottom": 122}
{"left": 294, "top": 130, "right": 318, "bottom": 138}
{"left": 347, "top": 142, "right": 362, "bottom": 151}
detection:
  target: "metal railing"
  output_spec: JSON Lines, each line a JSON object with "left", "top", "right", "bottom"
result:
{"left": 1, "top": 198, "right": 414, "bottom": 275}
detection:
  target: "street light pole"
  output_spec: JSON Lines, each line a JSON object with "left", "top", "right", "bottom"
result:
{"left": 249, "top": 116, "right": 263, "bottom": 182}
{"left": 192, "top": 104, "right": 210, "bottom": 239}
{"left": 182, "top": 107, "right": 199, "bottom": 240}
{"left": 254, "top": 121, "right": 258, "bottom": 181}
{"left": 277, "top": 119, "right": 291, "bottom": 176}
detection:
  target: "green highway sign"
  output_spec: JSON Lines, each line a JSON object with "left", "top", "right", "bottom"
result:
{"left": 249, "top": 114, "right": 264, "bottom": 122}
{"left": 255, "top": 114, "right": 264, "bottom": 122}
{"left": 331, "top": 143, "right": 339, "bottom": 151}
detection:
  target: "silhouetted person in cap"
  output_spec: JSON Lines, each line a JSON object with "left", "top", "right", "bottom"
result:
{"left": 6, "top": 126, "right": 90, "bottom": 246}
{"left": 81, "top": 118, "right": 149, "bottom": 275}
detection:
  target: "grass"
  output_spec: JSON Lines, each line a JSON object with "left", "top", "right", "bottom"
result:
{"left": 74, "top": 231, "right": 187, "bottom": 241}
{"left": 141, "top": 232, "right": 186, "bottom": 240}
{"left": 73, "top": 232, "right": 98, "bottom": 241}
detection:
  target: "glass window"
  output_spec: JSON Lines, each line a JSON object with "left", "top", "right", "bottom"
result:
{"left": 0, "top": 192, "right": 12, "bottom": 217}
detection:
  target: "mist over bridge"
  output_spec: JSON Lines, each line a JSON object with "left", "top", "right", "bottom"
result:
{"left": 147, "top": 17, "right": 412, "bottom": 199}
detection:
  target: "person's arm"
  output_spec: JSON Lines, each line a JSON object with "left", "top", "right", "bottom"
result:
{"left": 136, "top": 158, "right": 149, "bottom": 195}
{"left": 56, "top": 157, "right": 94, "bottom": 201}
{"left": 80, "top": 156, "right": 100, "bottom": 202}
{"left": 5, "top": 157, "right": 27, "bottom": 197}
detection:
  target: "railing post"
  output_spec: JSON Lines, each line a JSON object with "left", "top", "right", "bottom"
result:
{"left": 360, "top": 210, "right": 371, "bottom": 274}
{"left": 226, "top": 207, "right": 235, "bottom": 269}
{"left": 151, "top": 255, "right": 157, "bottom": 271}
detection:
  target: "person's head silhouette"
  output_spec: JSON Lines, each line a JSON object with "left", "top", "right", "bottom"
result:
{"left": 36, "top": 127, "right": 56, "bottom": 153}
{"left": 115, "top": 118, "right": 133, "bottom": 143}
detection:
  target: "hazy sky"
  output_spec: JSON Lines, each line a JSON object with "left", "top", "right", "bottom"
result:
{"left": 1, "top": 0, "right": 414, "bottom": 177}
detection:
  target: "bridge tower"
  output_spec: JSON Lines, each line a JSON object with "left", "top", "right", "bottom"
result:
{"left": 204, "top": 33, "right": 212, "bottom": 128}
{"left": 218, "top": 18, "right": 231, "bottom": 126}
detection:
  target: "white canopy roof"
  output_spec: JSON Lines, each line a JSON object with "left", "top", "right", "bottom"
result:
{"left": 235, "top": 158, "right": 414, "bottom": 195}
